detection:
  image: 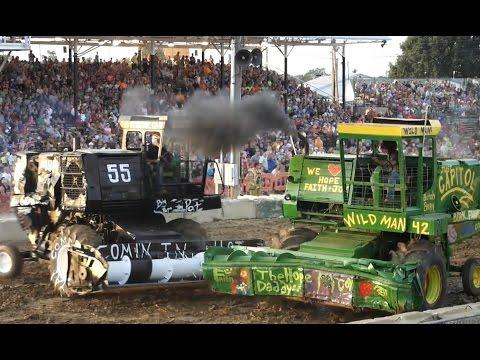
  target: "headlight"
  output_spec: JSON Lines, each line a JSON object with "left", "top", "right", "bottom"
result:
{"left": 284, "top": 194, "right": 292, "bottom": 201}
{"left": 287, "top": 176, "right": 295, "bottom": 183}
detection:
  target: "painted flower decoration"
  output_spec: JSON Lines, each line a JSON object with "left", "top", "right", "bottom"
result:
{"left": 447, "top": 225, "right": 457, "bottom": 244}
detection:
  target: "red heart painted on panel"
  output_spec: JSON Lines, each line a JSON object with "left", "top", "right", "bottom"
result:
{"left": 328, "top": 164, "right": 341, "bottom": 177}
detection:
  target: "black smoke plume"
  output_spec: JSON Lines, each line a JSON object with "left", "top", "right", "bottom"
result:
{"left": 166, "top": 90, "right": 293, "bottom": 155}
{"left": 120, "top": 87, "right": 152, "bottom": 115}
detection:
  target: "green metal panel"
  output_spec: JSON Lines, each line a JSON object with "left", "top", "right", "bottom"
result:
{"left": 406, "top": 213, "right": 451, "bottom": 236}
{"left": 371, "top": 166, "right": 382, "bottom": 208}
{"left": 460, "top": 159, "right": 480, "bottom": 166}
{"left": 283, "top": 155, "right": 304, "bottom": 220}
{"left": 252, "top": 267, "right": 304, "bottom": 296}
{"left": 451, "top": 209, "right": 480, "bottom": 223}
{"left": 423, "top": 189, "right": 436, "bottom": 212}
{"left": 343, "top": 207, "right": 407, "bottom": 233}
{"left": 299, "top": 231, "right": 378, "bottom": 258}
{"left": 353, "top": 281, "right": 398, "bottom": 312}
{"left": 283, "top": 154, "right": 354, "bottom": 221}
{"left": 352, "top": 280, "right": 423, "bottom": 313}
{"left": 202, "top": 246, "right": 420, "bottom": 313}
{"left": 298, "top": 158, "right": 344, "bottom": 203}
{"left": 447, "top": 220, "right": 480, "bottom": 245}
{"left": 203, "top": 266, "right": 254, "bottom": 295}
{"left": 435, "top": 160, "right": 480, "bottom": 212}
{"left": 304, "top": 269, "right": 354, "bottom": 306}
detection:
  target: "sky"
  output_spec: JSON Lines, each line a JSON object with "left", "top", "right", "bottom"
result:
{"left": 10, "top": 36, "right": 407, "bottom": 78}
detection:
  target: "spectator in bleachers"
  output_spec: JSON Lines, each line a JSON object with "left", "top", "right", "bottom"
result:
{"left": 2, "top": 54, "right": 480, "bottom": 205}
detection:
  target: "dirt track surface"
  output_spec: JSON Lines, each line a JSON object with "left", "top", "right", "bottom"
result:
{"left": 1, "top": 218, "right": 479, "bottom": 324}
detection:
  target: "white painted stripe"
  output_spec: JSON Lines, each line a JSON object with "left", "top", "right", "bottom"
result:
{"left": 105, "top": 252, "right": 205, "bottom": 285}
{"left": 107, "top": 256, "right": 131, "bottom": 285}
{"left": 349, "top": 302, "right": 480, "bottom": 324}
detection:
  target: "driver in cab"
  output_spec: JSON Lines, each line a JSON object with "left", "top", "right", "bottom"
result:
{"left": 372, "top": 141, "right": 399, "bottom": 201}
{"left": 146, "top": 133, "right": 161, "bottom": 160}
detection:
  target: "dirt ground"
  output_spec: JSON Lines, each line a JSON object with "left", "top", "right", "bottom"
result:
{"left": 1, "top": 218, "right": 479, "bottom": 324}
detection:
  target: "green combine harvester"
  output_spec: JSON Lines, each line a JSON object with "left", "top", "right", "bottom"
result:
{"left": 203, "top": 117, "right": 480, "bottom": 313}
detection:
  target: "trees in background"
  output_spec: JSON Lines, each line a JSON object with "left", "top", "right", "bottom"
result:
{"left": 388, "top": 36, "right": 480, "bottom": 78}
{"left": 299, "top": 67, "right": 328, "bottom": 82}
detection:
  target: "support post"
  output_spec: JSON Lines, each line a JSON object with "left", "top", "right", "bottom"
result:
{"left": 220, "top": 42, "right": 224, "bottom": 89}
{"left": 150, "top": 41, "right": 155, "bottom": 91}
{"left": 0, "top": 51, "right": 11, "bottom": 73}
{"left": 331, "top": 48, "right": 339, "bottom": 104}
{"left": 68, "top": 46, "right": 72, "bottom": 70}
{"left": 331, "top": 47, "right": 336, "bottom": 102}
{"left": 73, "top": 38, "right": 79, "bottom": 121}
{"left": 201, "top": 49, "right": 205, "bottom": 64}
{"left": 230, "top": 36, "right": 242, "bottom": 198}
{"left": 284, "top": 44, "right": 288, "bottom": 114}
{"left": 342, "top": 44, "right": 346, "bottom": 109}
{"left": 265, "top": 46, "right": 268, "bottom": 70}
{"left": 138, "top": 48, "right": 142, "bottom": 71}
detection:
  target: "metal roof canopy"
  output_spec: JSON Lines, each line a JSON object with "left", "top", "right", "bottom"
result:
{"left": 0, "top": 36, "right": 31, "bottom": 51}
{"left": 28, "top": 36, "right": 254, "bottom": 49}
{"left": 338, "top": 119, "right": 442, "bottom": 138}
{"left": 27, "top": 36, "right": 390, "bottom": 49}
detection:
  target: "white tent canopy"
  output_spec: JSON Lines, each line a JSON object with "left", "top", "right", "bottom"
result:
{"left": 305, "top": 75, "right": 355, "bottom": 103}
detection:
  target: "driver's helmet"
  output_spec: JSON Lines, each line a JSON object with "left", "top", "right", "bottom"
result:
{"left": 381, "top": 141, "right": 397, "bottom": 152}
{"left": 365, "top": 108, "right": 377, "bottom": 120}
{"left": 151, "top": 133, "right": 161, "bottom": 147}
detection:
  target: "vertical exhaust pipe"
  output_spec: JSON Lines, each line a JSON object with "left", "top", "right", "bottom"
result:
{"left": 298, "top": 132, "right": 309, "bottom": 155}
{"left": 72, "top": 136, "right": 81, "bottom": 151}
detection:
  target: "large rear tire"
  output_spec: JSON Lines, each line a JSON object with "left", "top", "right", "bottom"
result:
{"left": 48, "top": 225, "right": 103, "bottom": 297}
{"left": 404, "top": 242, "right": 447, "bottom": 310}
{"left": 271, "top": 227, "right": 318, "bottom": 250}
{"left": 462, "top": 257, "right": 480, "bottom": 297}
{"left": 0, "top": 244, "right": 23, "bottom": 279}
{"left": 167, "top": 218, "right": 208, "bottom": 239}
{"left": 167, "top": 218, "right": 208, "bottom": 251}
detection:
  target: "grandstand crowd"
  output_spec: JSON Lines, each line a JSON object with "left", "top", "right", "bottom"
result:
{"left": 1, "top": 52, "right": 480, "bottom": 203}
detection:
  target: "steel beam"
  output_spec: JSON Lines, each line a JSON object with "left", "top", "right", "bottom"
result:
{"left": 230, "top": 36, "right": 242, "bottom": 198}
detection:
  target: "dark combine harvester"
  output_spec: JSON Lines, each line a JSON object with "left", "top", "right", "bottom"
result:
{"left": 0, "top": 115, "right": 263, "bottom": 296}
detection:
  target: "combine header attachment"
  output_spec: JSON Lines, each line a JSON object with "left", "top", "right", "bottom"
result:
{"left": 203, "top": 245, "right": 422, "bottom": 313}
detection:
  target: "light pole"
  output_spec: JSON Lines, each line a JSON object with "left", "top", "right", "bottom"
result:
{"left": 73, "top": 38, "right": 78, "bottom": 121}
{"left": 230, "top": 36, "right": 242, "bottom": 198}
{"left": 341, "top": 43, "right": 346, "bottom": 109}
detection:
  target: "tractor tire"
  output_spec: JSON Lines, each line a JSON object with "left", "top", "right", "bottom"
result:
{"left": 271, "top": 226, "right": 294, "bottom": 248}
{"left": 271, "top": 227, "right": 318, "bottom": 250}
{"left": 462, "top": 257, "right": 480, "bottom": 297}
{"left": 404, "top": 245, "right": 447, "bottom": 310}
{"left": 0, "top": 244, "right": 23, "bottom": 279}
{"left": 48, "top": 225, "right": 103, "bottom": 297}
{"left": 167, "top": 218, "right": 208, "bottom": 251}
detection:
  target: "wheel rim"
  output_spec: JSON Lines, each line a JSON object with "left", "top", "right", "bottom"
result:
{"left": 425, "top": 266, "right": 442, "bottom": 305}
{"left": 473, "top": 265, "right": 480, "bottom": 288}
{"left": 0, "top": 252, "right": 12, "bottom": 274}
{"left": 56, "top": 245, "right": 70, "bottom": 284}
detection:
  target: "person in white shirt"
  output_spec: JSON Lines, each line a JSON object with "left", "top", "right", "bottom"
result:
{"left": 7, "top": 152, "right": 15, "bottom": 167}
{"left": 1, "top": 171, "right": 12, "bottom": 184}
{"left": 257, "top": 152, "right": 269, "bottom": 173}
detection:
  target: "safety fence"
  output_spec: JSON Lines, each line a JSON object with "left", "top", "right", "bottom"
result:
{"left": 0, "top": 173, "right": 289, "bottom": 213}
{"left": 0, "top": 193, "right": 11, "bottom": 213}
{"left": 204, "top": 177, "right": 215, "bottom": 195}
{"left": 241, "top": 172, "right": 289, "bottom": 194}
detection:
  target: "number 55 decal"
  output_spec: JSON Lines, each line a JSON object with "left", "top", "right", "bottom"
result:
{"left": 107, "top": 164, "right": 131, "bottom": 183}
